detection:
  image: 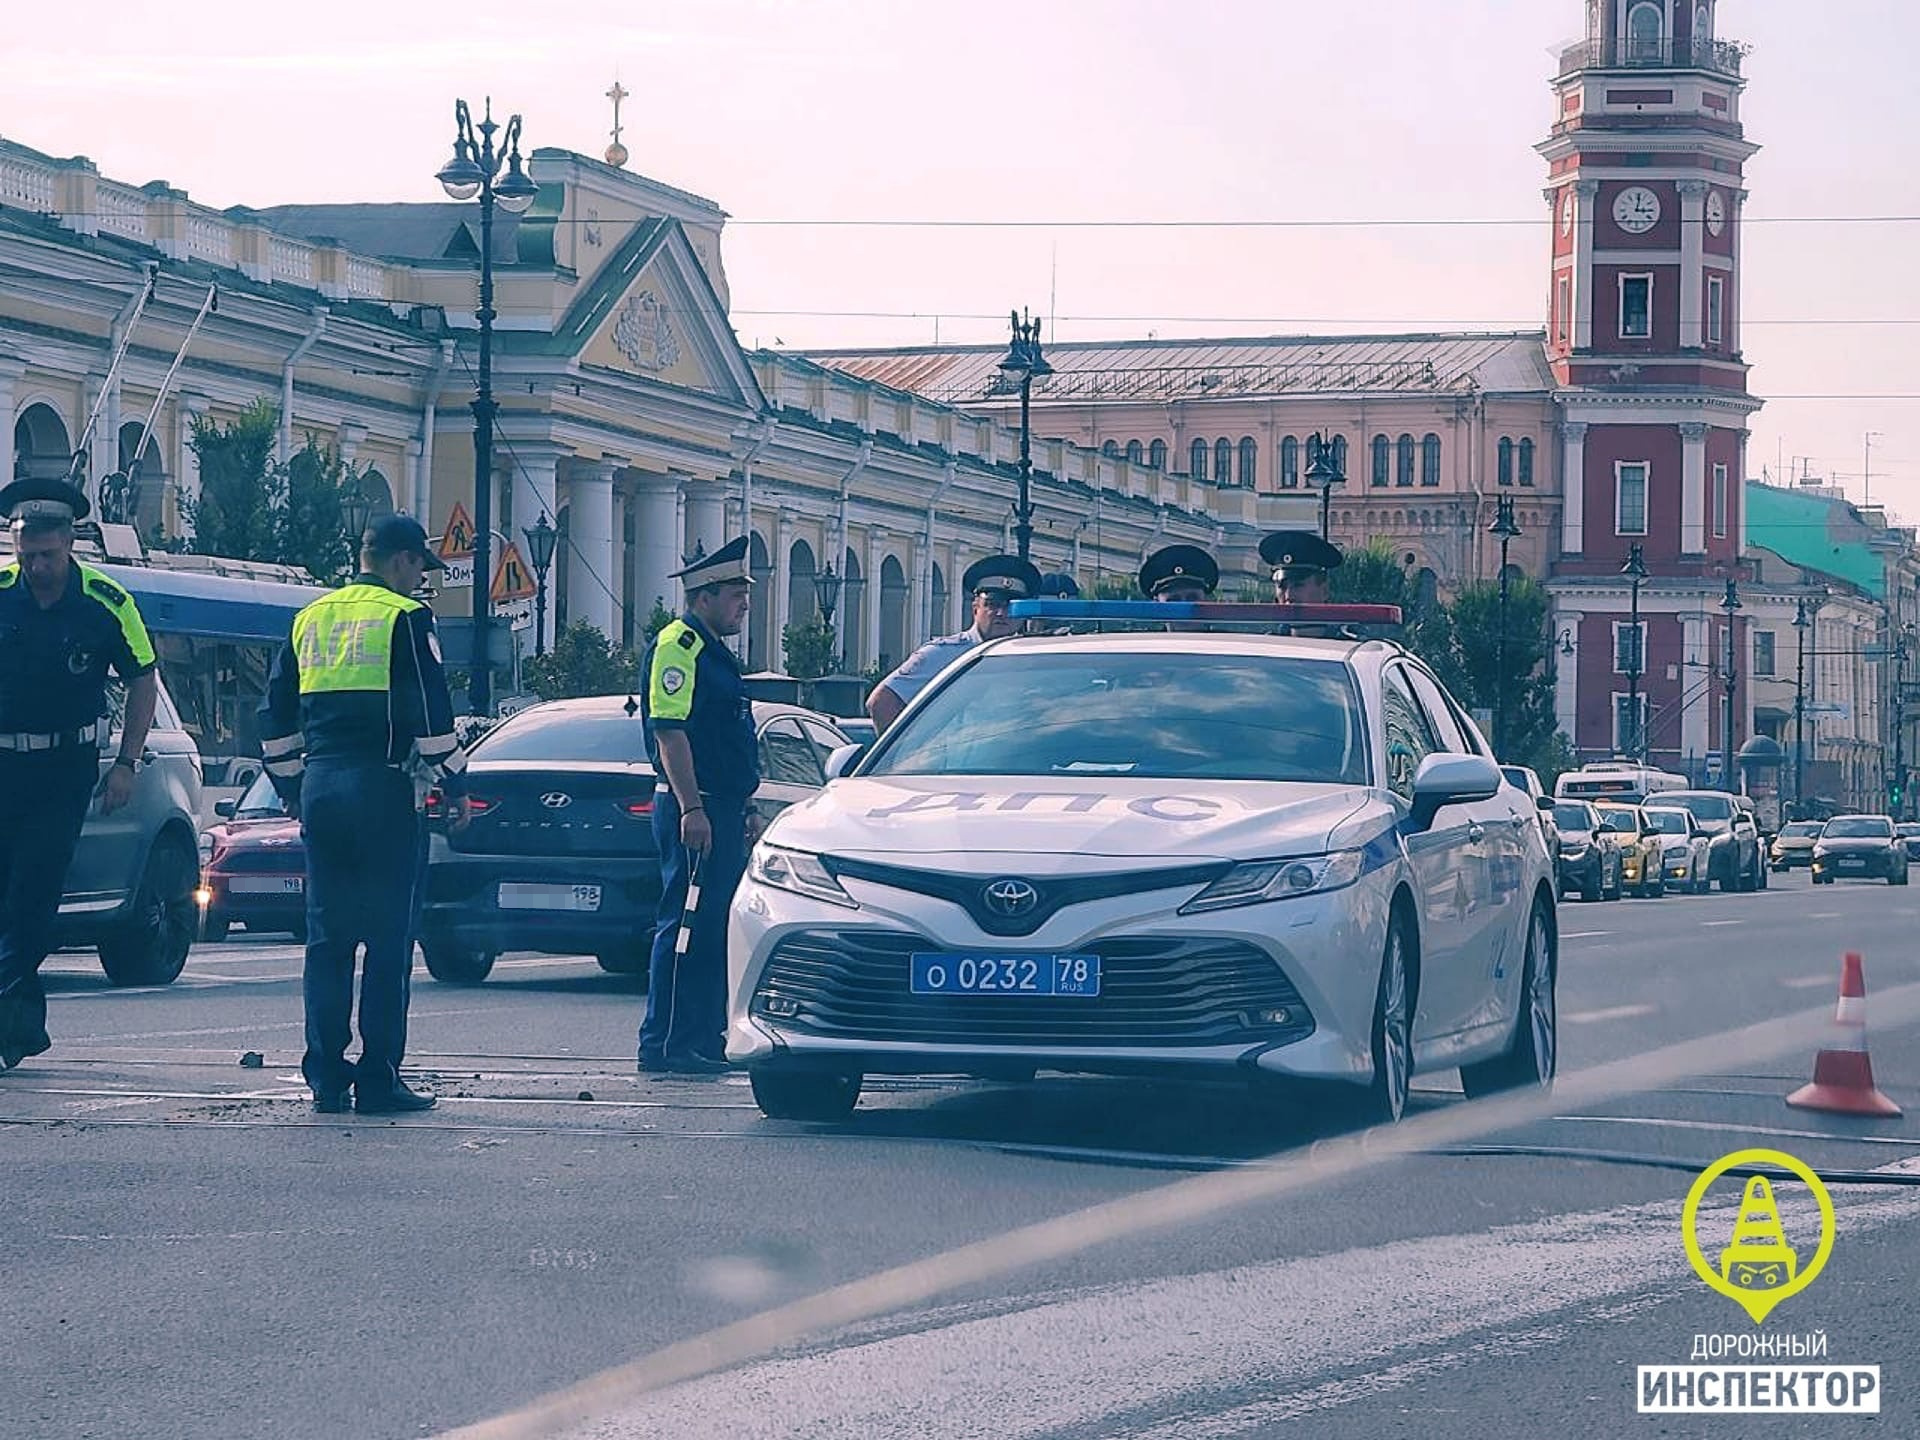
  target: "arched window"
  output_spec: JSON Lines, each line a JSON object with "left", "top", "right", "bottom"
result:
{"left": 1371, "top": 434, "right": 1390, "bottom": 487}
{"left": 1215, "top": 438, "right": 1233, "bottom": 486}
{"left": 1101, "top": 439, "right": 1120, "bottom": 458}
{"left": 1237, "top": 436, "right": 1258, "bottom": 488}
{"left": 1498, "top": 436, "right": 1515, "bottom": 487}
{"left": 841, "top": 546, "right": 866, "bottom": 670}
{"left": 1148, "top": 438, "right": 1168, "bottom": 469}
{"left": 1519, "top": 437, "right": 1537, "bottom": 487}
{"left": 1280, "top": 436, "right": 1299, "bottom": 489}
{"left": 1190, "top": 438, "right": 1208, "bottom": 479}
{"left": 1420, "top": 434, "right": 1441, "bottom": 487}
{"left": 1332, "top": 434, "right": 1349, "bottom": 477}
{"left": 879, "top": 554, "right": 909, "bottom": 670}
{"left": 1124, "top": 439, "right": 1143, "bottom": 464}
{"left": 1395, "top": 433, "right": 1415, "bottom": 487}
{"left": 787, "top": 538, "right": 819, "bottom": 632}
{"left": 1627, "top": 0, "right": 1664, "bottom": 62}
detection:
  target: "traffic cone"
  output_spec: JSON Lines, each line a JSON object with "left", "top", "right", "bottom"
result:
{"left": 1785, "top": 953, "right": 1903, "bottom": 1118}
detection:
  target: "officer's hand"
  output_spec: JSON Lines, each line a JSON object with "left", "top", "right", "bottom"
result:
{"left": 97, "top": 763, "right": 137, "bottom": 815}
{"left": 744, "top": 809, "right": 767, "bottom": 847}
{"left": 681, "top": 806, "right": 714, "bottom": 857}
{"left": 446, "top": 795, "right": 473, "bottom": 833}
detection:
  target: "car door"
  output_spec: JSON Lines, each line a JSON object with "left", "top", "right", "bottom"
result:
{"left": 61, "top": 680, "right": 143, "bottom": 915}
{"left": 1380, "top": 663, "right": 1478, "bottom": 1043}
{"left": 1401, "top": 664, "right": 1507, "bottom": 1039}
{"left": 756, "top": 715, "right": 827, "bottom": 815}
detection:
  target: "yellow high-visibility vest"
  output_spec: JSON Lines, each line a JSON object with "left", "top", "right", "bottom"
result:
{"left": 293, "top": 583, "right": 423, "bottom": 695}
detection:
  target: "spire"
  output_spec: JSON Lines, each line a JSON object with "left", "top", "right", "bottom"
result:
{"left": 605, "top": 79, "right": 630, "bottom": 169}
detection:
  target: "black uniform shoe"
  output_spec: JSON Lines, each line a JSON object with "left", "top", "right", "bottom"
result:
{"left": 638, "top": 1052, "right": 730, "bottom": 1077}
{"left": 312, "top": 1089, "right": 354, "bottom": 1114}
{"left": 353, "top": 1081, "right": 437, "bottom": 1114}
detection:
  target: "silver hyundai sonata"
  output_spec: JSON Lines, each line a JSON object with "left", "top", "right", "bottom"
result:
{"left": 727, "top": 630, "right": 1558, "bottom": 1125}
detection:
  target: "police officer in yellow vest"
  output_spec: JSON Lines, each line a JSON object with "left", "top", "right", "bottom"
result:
{"left": 260, "top": 514, "right": 468, "bottom": 1113}
{"left": 0, "top": 478, "right": 159, "bottom": 1071}
{"left": 638, "top": 536, "right": 761, "bottom": 1075}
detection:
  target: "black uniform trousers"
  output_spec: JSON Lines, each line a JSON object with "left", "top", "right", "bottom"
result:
{"left": 299, "top": 761, "right": 420, "bottom": 1097}
{"left": 0, "top": 746, "right": 98, "bottom": 1054}
{"left": 639, "top": 789, "right": 749, "bottom": 1065}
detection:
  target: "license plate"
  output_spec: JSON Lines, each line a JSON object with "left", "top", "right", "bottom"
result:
{"left": 909, "top": 952, "right": 1100, "bottom": 997}
{"left": 229, "top": 876, "right": 303, "bottom": 894}
{"left": 498, "top": 882, "right": 602, "bottom": 912}
{"left": 1839, "top": 859, "right": 1865, "bottom": 868}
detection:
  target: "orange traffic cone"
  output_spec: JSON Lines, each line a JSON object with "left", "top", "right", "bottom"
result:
{"left": 1786, "top": 953, "right": 1903, "bottom": 1118}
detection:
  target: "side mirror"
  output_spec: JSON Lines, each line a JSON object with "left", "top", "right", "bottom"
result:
{"left": 1408, "top": 753, "right": 1502, "bottom": 831}
{"left": 1535, "top": 793, "right": 1556, "bottom": 813}
{"left": 214, "top": 799, "right": 237, "bottom": 819}
{"left": 824, "top": 743, "right": 868, "bottom": 782}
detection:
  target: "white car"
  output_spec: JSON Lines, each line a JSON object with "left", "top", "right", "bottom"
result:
{"left": 726, "top": 628, "right": 1560, "bottom": 1125}
{"left": 1643, "top": 805, "right": 1711, "bottom": 894}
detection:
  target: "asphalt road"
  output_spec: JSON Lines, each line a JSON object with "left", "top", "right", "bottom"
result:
{"left": 4, "top": 870, "right": 1918, "bottom": 1440}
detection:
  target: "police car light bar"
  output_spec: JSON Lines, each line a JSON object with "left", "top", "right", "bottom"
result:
{"left": 1007, "top": 600, "right": 1403, "bottom": 625}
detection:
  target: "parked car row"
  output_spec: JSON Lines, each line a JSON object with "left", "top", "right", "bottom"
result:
{"left": 1545, "top": 788, "right": 1764, "bottom": 901}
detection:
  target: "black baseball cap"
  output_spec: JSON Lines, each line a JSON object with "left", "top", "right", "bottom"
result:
{"left": 365, "top": 513, "right": 445, "bottom": 570}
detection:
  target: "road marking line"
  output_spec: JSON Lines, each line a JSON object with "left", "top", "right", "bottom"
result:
{"left": 1808, "top": 912, "right": 1842, "bottom": 919}
{"left": 56, "top": 1007, "right": 492, "bottom": 1043}
{"left": 1700, "top": 919, "right": 1743, "bottom": 927}
{"left": 1550, "top": 1114, "right": 1920, "bottom": 1147}
{"left": 1782, "top": 973, "right": 1837, "bottom": 989}
{"left": 1560, "top": 1004, "right": 1656, "bottom": 1025}
{"left": 1559, "top": 930, "right": 1611, "bottom": 939}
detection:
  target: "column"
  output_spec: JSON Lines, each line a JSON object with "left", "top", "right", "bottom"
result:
{"left": 1730, "top": 190, "right": 1748, "bottom": 355}
{"left": 565, "top": 460, "right": 619, "bottom": 641}
{"left": 0, "top": 355, "right": 25, "bottom": 490}
{"left": 404, "top": 436, "right": 424, "bottom": 520}
{"left": 1555, "top": 609, "right": 1582, "bottom": 742}
{"left": 336, "top": 422, "right": 366, "bottom": 469}
{"left": 1735, "top": 432, "right": 1750, "bottom": 555}
{"left": 1682, "top": 613, "right": 1711, "bottom": 761}
{"left": 174, "top": 393, "right": 208, "bottom": 540}
{"left": 628, "top": 473, "right": 684, "bottom": 637}
{"left": 1559, "top": 421, "right": 1587, "bottom": 556}
{"left": 772, "top": 511, "right": 795, "bottom": 669}
{"left": 1680, "top": 423, "right": 1708, "bottom": 555}
{"left": 1678, "top": 180, "right": 1708, "bottom": 349}
{"left": 912, "top": 531, "right": 932, "bottom": 646}
{"left": 865, "top": 527, "right": 887, "bottom": 658}
{"left": 683, "top": 482, "right": 726, "bottom": 563}
{"left": 1571, "top": 180, "right": 1599, "bottom": 351}
{"left": 509, "top": 447, "right": 561, "bottom": 650}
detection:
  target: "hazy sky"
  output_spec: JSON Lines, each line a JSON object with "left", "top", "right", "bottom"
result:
{"left": 9, "top": 0, "right": 1917, "bottom": 514}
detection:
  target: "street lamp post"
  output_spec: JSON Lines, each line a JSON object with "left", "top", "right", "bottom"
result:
{"left": 1621, "top": 544, "right": 1648, "bottom": 761}
{"left": 1720, "top": 578, "right": 1742, "bottom": 788}
{"left": 436, "top": 97, "right": 539, "bottom": 714}
{"left": 997, "top": 310, "right": 1051, "bottom": 563}
{"left": 1487, "top": 495, "right": 1522, "bottom": 757}
{"left": 813, "top": 563, "right": 842, "bottom": 673}
{"left": 522, "top": 514, "right": 558, "bottom": 659}
{"left": 339, "top": 479, "right": 373, "bottom": 560}
{"left": 1306, "top": 433, "right": 1346, "bottom": 542}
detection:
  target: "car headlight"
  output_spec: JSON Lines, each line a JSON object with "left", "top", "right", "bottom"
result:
{"left": 1811, "top": 845, "right": 1828, "bottom": 858}
{"left": 198, "top": 832, "right": 216, "bottom": 865}
{"left": 747, "top": 845, "right": 858, "bottom": 910}
{"left": 1179, "top": 851, "right": 1364, "bottom": 915}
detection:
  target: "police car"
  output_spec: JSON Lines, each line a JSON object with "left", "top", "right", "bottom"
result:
{"left": 726, "top": 601, "right": 1559, "bottom": 1124}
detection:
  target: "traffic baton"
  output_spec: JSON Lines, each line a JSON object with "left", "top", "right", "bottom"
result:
{"left": 675, "top": 852, "right": 706, "bottom": 960}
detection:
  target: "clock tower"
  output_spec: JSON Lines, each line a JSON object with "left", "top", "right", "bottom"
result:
{"left": 1541, "top": 0, "right": 1763, "bottom": 775}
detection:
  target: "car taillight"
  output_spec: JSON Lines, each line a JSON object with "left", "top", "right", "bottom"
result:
{"left": 426, "top": 789, "right": 495, "bottom": 820}
{"left": 621, "top": 798, "right": 654, "bottom": 819}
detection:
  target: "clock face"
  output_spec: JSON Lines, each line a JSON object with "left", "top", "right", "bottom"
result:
{"left": 1613, "top": 185, "right": 1662, "bottom": 235}
{"left": 1706, "top": 190, "right": 1727, "bottom": 236}
{"left": 1561, "top": 193, "right": 1576, "bottom": 236}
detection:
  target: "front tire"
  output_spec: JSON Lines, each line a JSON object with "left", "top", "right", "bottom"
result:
{"left": 99, "top": 839, "right": 197, "bottom": 986}
{"left": 421, "top": 937, "right": 496, "bottom": 984}
{"left": 1353, "top": 909, "right": 1415, "bottom": 1125}
{"left": 1462, "top": 897, "right": 1557, "bottom": 1099}
{"left": 749, "top": 1068, "right": 862, "bottom": 1121}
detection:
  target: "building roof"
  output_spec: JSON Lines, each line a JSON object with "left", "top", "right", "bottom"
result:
{"left": 802, "top": 331, "right": 1554, "bottom": 406}
{"left": 244, "top": 203, "right": 520, "bottom": 264}
{"left": 1744, "top": 480, "right": 1890, "bottom": 599}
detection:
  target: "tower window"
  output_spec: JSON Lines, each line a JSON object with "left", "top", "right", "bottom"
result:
{"left": 1616, "top": 461, "right": 1650, "bottom": 536}
{"left": 1627, "top": 0, "right": 1665, "bottom": 63}
{"left": 1149, "top": 438, "right": 1167, "bottom": 469}
{"left": 1706, "top": 274, "right": 1725, "bottom": 346}
{"left": 1420, "top": 434, "right": 1441, "bottom": 487}
{"left": 1713, "top": 462, "right": 1729, "bottom": 538}
{"left": 1102, "top": 440, "right": 1120, "bottom": 458}
{"left": 1556, "top": 275, "right": 1572, "bottom": 345}
{"left": 1190, "top": 439, "right": 1208, "bottom": 480}
{"left": 1371, "top": 434, "right": 1390, "bottom": 487}
{"left": 1280, "top": 435, "right": 1299, "bottom": 488}
{"left": 1498, "top": 437, "right": 1514, "bottom": 487}
{"left": 1332, "top": 434, "right": 1348, "bottom": 477}
{"left": 1619, "top": 274, "right": 1653, "bottom": 339}
{"left": 1519, "top": 438, "right": 1536, "bottom": 487}
{"left": 1238, "top": 437, "right": 1258, "bottom": 488}
{"left": 1396, "top": 434, "right": 1415, "bottom": 487}
{"left": 1215, "top": 438, "right": 1233, "bottom": 486}
{"left": 1125, "top": 439, "right": 1143, "bottom": 464}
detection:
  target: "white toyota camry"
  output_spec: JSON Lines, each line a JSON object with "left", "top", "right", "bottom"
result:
{"left": 726, "top": 625, "right": 1559, "bottom": 1125}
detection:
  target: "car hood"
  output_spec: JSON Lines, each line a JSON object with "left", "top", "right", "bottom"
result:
{"left": 1775, "top": 834, "right": 1817, "bottom": 847}
{"left": 1818, "top": 836, "right": 1892, "bottom": 852}
{"left": 1656, "top": 834, "right": 1695, "bottom": 850}
{"left": 209, "top": 816, "right": 301, "bottom": 849}
{"left": 767, "top": 777, "right": 1382, "bottom": 861}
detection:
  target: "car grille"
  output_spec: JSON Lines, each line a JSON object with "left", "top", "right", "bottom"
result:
{"left": 821, "top": 856, "right": 1229, "bottom": 938}
{"left": 752, "top": 930, "right": 1313, "bottom": 1048}
{"left": 217, "top": 848, "right": 304, "bottom": 875}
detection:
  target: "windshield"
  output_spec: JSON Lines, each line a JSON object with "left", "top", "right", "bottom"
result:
{"left": 234, "top": 770, "right": 289, "bottom": 818}
{"left": 1781, "top": 821, "right": 1822, "bottom": 838}
{"left": 1643, "top": 809, "right": 1689, "bottom": 835}
{"left": 1823, "top": 817, "right": 1892, "bottom": 839}
{"left": 1898, "top": 824, "right": 1920, "bottom": 837}
{"left": 1595, "top": 808, "right": 1640, "bottom": 834}
{"left": 471, "top": 708, "right": 654, "bottom": 765}
{"left": 1666, "top": 793, "right": 1734, "bottom": 823}
{"left": 1551, "top": 802, "right": 1594, "bottom": 833}
{"left": 867, "top": 652, "right": 1368, "bottom": 784}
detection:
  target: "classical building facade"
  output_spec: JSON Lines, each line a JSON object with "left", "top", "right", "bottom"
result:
{"left": 1, "top": 137, "right": 1268, "bottom": 690}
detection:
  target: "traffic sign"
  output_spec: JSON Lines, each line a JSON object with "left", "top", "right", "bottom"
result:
{"left": 438, "top": 501, "right": 475, "bottom": 560}
{"left": 1804, "top": 702, "right": 1848, "bottom": 718}
{"left": 490, "top": 542, "right": 537, "bottom": 604}
{"left": 442, "top": 556, "right": 475, "bottom": 590}
{"left": 499, "top": 598, "right": 533, "bottom": 631}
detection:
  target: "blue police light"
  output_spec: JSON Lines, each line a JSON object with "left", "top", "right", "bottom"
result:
{"left": 1007, "top": 600, "right": 1404, "bottom": 626}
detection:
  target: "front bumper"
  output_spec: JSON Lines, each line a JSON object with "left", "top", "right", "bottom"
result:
{"left": 200, "top": 871, "right": 306, "bottom": 928}
{"left": 1811, "top": 851, "right": 1894, "bottom": 881}
{"left": 726, "top": 864, "right": 1393, "bottom": 1087}
{"left": 1771, "top": 847, "right": 1813, "bottom": 869}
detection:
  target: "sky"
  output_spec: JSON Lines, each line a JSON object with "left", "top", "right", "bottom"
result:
{"left": 7, "top": 0, "right": 1917, "bottom": 515}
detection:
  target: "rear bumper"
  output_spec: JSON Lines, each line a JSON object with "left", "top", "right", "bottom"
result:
{"left": 201, "top": 872, "right": 306, "bottom": 927}
{"left": 421, "top": 850, "right": 663, "bottom": 957}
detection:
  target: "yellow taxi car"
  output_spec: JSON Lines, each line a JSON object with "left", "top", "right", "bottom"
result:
{"left": 1594, "top": 803, "right": 1666, "bottom": 897}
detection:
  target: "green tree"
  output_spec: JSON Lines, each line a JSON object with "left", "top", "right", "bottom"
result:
{"left": 523, "top": 621, "right": 639, "bottom": 700}
{"left": 1327, "top": 541, "right": 1415, "bottom": 610}
{"left": 782, "top": 616, "right": 837, "bottom": 679}
{"left": 642, "top": 599, "right": 677, "bottom": 645}
{"left": 1422, "top": 576, "right": 1568, "bottom": 773}
{"left": 280, "top": 437, "right": 362, "bottom": 585}
{"left": 1088, "top": 574, "right": 1138, "bottom": 601}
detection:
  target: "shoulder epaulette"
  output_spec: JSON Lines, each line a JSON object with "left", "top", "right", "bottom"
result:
{"left": 676, "top": 627, "right": 699, "bottom": 649}
{"left": 84, "top": 572, "right": 132, "bottom": 608}
{"left": 0, "top": 563, "right": 17, "bottom": 589}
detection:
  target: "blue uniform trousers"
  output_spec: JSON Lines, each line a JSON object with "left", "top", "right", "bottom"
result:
{"left": 639, "top": 790, "right": 748, "bottom": 1065}
{"left": 299, "top": 762, "right": 420, "bottom": 1096}
{"left": 0, "top": 747, "right": 98, "bottom": 1056}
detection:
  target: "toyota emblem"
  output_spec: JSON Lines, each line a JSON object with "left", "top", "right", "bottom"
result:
{"left": 982, "top": 878, "right": 1039, "bottom": 917}
{"left": 539, "top": 792, "right": 573, "bottom": 809}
